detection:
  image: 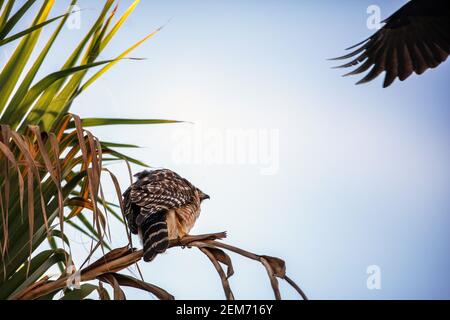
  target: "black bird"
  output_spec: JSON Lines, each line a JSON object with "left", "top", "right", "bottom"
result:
{"left": 332, "top": 0, "right": 450, "bottom": 87}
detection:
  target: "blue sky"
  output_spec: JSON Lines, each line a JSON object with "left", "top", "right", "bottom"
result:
{"left": 4, "top": 0, "right": 450, "bottom": 299}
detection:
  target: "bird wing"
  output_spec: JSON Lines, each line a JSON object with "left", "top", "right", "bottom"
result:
{"left": 123, "top": 170, "right": 197, "bottom": 234}
{"left": 332, "top": 0, "right": 450, "bottom": 87}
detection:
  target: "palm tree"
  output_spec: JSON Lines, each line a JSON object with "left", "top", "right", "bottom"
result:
{"left": 0, "top": 0, "right": 176, "bottom": 300}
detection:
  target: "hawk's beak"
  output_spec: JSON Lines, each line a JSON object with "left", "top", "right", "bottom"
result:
{"left": 202, "top": 194, "right": 210, "bottom": 201}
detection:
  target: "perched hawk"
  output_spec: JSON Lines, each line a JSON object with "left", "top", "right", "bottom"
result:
{"left": 123, "top": 169, "right": 210, "bottom": 262}
{"left": 332, "top": 0, "right": 450, "bottom": 87}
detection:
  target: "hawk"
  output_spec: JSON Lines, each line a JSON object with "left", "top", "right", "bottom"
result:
{"left": 123, "top": 169, "right": 210, "bottom": 262}
{"left": 332, "top": 0, "right": 450, "bottom": 87}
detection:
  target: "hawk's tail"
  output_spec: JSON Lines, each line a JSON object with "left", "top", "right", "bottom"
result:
{"left": 141, "top": 212, "right": 169, "bottom": 262}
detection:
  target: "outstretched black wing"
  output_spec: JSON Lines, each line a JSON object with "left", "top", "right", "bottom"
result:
{"left": 332, "top": 0, "right": 450, "bottom": 87}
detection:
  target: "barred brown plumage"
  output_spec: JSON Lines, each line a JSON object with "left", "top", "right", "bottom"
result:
{"left": 123, "top": 169, "right": 210, "bottom": 262}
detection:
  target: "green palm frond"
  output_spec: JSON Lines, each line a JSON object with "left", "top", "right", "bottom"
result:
{"left": 0, "top": 0, "right": 180, "bottom": 300}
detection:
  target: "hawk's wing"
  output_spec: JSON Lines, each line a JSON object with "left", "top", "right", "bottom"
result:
{"left": 123, "top": 169, "right": 197, "bottom": 234}
{"left": 332, "top": 0, "right": 450, "bottom": 87}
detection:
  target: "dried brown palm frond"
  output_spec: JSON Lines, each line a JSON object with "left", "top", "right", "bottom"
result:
{"left": 0, "top": 113, "right": 111, "bottom": 299}
{"left": 15, "top": 232, "right": 308, "bottom": 300}
{"left": 0, "top": 113, "right": 169, "bottom": 300}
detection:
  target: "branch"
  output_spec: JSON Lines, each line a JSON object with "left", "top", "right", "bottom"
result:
{"left": 14, "top": 231, "right": 307, "bottom": 300}
{"left": 199, "top": 247, "right": 234, "bottom": 300}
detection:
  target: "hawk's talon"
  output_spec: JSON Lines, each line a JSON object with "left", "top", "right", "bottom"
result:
{"left": 178, "top": 236, "right": 186, "bottom": 249}
{"left": 180, "top": 235, "right": 193, "bottom": 249}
